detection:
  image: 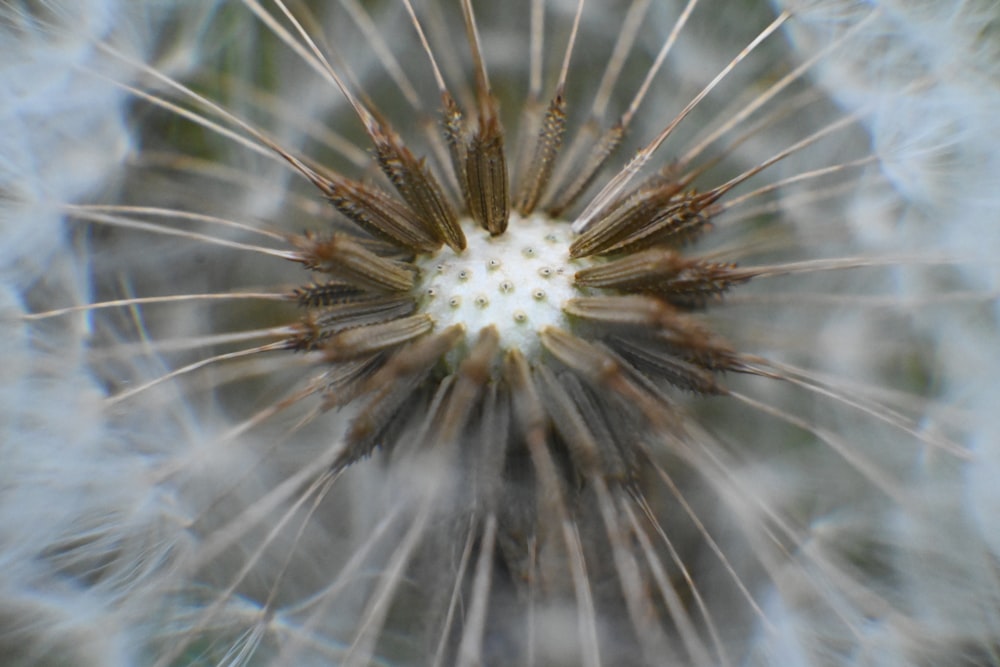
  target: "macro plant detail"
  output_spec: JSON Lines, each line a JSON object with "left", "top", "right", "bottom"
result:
{"left": 5, "top": 0, "right": 1000, "bottom": 666}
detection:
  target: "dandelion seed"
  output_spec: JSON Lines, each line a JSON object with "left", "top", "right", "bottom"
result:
{"left": 6, "top": 1, "right": 1000, "bottom": 666}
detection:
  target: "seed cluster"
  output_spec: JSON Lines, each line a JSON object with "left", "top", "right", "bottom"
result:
{"left": 276, "top": 60, "right": 754, "bottom": 486}
{"left": 41, "top": 2, "right": 918, "bottom": 664}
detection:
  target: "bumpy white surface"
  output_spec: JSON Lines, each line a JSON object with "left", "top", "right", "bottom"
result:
{"left": 415, "top": 213, "right": 588, "bottom": 356}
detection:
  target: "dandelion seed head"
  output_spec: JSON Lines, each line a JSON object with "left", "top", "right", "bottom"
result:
{"left": 6, "top": 0, "right": 1000, "bottom": 665}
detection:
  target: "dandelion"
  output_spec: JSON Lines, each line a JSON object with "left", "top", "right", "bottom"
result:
{"left": 5, "top": 0, "right": 1000, "bottom": 666}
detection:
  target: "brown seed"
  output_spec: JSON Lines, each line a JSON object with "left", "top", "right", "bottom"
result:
{"left": 610, "top": 336, "right": 727, "bottom": 395}
{"left": 293, "top": 233, "right": 416, "bottom": 293}
{"left": 465, "top": 110, "right": 510, "bottom": 236}
{"left": 372, "top": 125, "right": 466, "bottom": 252}
{"left": 312, "top": 172, "right": 440, "bottom": 252}
{"left": 441, "top": 92, "right": 469, "bottom": 206}
{"left": 293, "top": 282, "right": 367, "bottom": 308}
{"left": 569, "top": 181, "right": 695, "bottom": 258}
{"left": 515, "top": 93, "right": 567, "bottom": 216}
{"left": 574, "top": 247, "right": 746, "bottom": 307}
{"left": 433, "top": 326, "right": 500, "bottom": 443}
{"left": 322, "top": 314, "right": 434, "bottom": 362}
{"left": 546, "top": 122, "right": 625, "bottom": 217}
{"left": 340, "top": 325, "right": 465, "bottom": 467}
{"left": 290, "top": 296, "right": 415, "bottom": 351}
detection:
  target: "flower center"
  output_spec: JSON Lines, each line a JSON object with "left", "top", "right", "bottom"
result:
{"left": 415, "top": 213, "right": 589, "bottom": 357}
